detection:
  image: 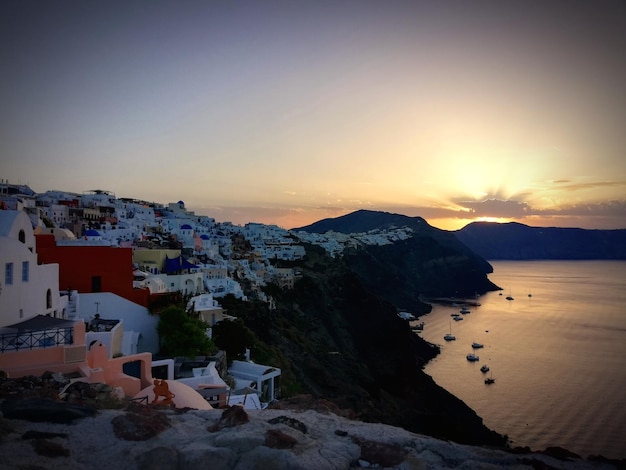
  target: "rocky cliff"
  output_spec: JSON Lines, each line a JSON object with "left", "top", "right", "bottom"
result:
{"left": 222, "top": 237, "right": 504, "bottom": 449}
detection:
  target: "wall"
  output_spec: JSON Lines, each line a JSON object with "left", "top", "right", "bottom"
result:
{"left": 35, "top": 234, "right": 149, "bottom": 307}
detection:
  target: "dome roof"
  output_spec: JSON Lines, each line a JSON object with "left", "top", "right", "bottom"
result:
{"left": 85, "top": 229, "right": 100, "bottom": 236}
{"left": 181, "top": 224, "right": 192, "bottom": 229}
{"left": 200, "top": 234, "right": 210, "bottom": 240}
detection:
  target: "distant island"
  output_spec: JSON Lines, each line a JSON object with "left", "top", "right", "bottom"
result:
{"left": 455, "top": 222, "right": 626, "bottom": 260}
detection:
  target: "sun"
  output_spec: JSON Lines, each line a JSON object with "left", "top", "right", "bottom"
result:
{"left": 477, "top": 217, "right": 511, "bottom": 224}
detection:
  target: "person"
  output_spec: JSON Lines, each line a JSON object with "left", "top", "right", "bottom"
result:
{"left": 90, "top": 313, "right": 101, "bottom": 331}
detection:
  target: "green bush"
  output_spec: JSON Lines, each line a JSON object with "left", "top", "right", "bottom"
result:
{"left": 157, "top": 306, "right": 216, "bottom": 358}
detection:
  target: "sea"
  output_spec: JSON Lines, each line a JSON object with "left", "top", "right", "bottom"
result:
{"left": 418, "top": 260, "right": 626, "bottom": 460}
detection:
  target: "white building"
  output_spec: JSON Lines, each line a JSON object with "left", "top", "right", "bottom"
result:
{"left": 0, "top": 210, "right": 67, "bottom": 327}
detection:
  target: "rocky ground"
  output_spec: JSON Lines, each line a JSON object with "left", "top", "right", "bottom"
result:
{"left": 0, "top": 374, "right": 623, "bottom": 470}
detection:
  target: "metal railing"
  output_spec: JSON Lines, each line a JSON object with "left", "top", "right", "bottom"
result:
{"left": 0, "top": 328, "right": 74, "bottom": 353}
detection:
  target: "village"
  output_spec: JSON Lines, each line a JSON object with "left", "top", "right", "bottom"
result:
{"left": 0, "top": 181, "right": 415, "bottom": 411}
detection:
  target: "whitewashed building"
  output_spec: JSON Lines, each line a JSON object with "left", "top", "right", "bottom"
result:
{"left": 0, "top": 210, "right": 67, "bottom": 327}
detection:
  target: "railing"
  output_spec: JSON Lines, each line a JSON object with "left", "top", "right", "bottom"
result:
{"left": 0, "top": 328, "right": 74, "bottom": 353}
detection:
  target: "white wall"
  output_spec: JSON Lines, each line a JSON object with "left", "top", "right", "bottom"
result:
{"left": 0, "top": 211, "right": 65, "bottom": 327}
{"left": 77, "top": 292, "right": 159, "bottom": 354}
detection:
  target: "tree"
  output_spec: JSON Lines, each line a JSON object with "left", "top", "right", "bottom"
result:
{"left": 157, "top": 306, "right": 215, "bottom": 358}
{"left": 211, "top": 318, "right": 256, "bottom": 362}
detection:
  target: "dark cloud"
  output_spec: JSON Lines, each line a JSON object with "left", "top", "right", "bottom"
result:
{"left": 533, "top": 200, "right": 626, "bottom": 217}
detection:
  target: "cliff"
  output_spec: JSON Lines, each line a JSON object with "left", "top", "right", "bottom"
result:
{"left": 223, "top": 237, "right": 504, "bottom": 448}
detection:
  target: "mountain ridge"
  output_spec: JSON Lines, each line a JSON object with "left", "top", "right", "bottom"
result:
{"left": 455, "top": 221, "right": 626, "bottom": 260}
{"left": 294, "top": 210, "right": 626, "bottom": 260}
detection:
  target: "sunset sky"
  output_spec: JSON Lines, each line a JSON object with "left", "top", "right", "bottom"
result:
{"left": 2, "top": 1, "right": 625, "bottom": 230}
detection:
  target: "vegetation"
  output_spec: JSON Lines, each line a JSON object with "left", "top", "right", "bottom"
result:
{"left": 156, "top": 306, "right": 216, "bottom": 358}
{"left": 211, "top": 317, "right": 255, "bottom": 361}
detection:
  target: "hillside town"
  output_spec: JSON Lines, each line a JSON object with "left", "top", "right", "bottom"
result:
{"left": 0, "top": 180, "right": 417, "bottom": 410}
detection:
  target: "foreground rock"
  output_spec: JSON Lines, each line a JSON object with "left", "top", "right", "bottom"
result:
{"left": 0, "top": 402, "right": 620, "bottom": 470}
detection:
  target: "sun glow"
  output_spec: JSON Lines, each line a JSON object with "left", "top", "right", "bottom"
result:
{"left": 477, "top": 217, "right": 512, "bottom": 224}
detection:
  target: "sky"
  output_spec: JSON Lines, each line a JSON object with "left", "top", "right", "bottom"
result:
{"left": 2, "top": 0, "right": 625, "bottom": 231}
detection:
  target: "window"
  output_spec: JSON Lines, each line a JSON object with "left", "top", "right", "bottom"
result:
{"left": 22, "top": 261, "right": 29, "bottom": 282}
{"left": 18, "top": 229, "right": 26, "bottom": 243}
{"left": 5, "top": 263, "right": 13, "bottom": 285}
{"left": 46, "top": 289, "right": 52, "bottom": 309}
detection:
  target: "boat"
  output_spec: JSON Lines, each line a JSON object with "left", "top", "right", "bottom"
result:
{"left": 466, "top": 352, "right": 480, "bottom": 362}
{"left": 453, "top": 316, "right": 463, "bottom": 321}
{"left": 471, "top": 342, "right": 484, "bottom": 349}
{"left": 480, "top": 364, "right": 490, "bottom": 373}
{"left": 460, "top": 306, "right": 470, "bottom": 314}
{"left": 411, "top": 322, "right": 424, "bottom": 331}
{"left": 484, "top": 376, "right": 495, "bottom": 384}
{"left": 506, "top": 295, "right": 514, "bottom": 301}
{"left": 443, "top": 322, "right": 456, "bottom": 341}
{"left": 397, "top": 311, "right": 415, "bottom": 320}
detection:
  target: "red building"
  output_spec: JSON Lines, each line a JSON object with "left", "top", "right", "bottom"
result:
{"left": 35, "top": 234, "right": 149, "bottom": 307}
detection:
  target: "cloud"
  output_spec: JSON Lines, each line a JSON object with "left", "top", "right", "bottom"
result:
{"left": 533, "top": 200, "right": 626, "bottom": 217}
{"left": 455, "top": 199, "right": 532, "bottom": 218}
{"left": 552, "top": 180, "right": 626, "bottom": 192}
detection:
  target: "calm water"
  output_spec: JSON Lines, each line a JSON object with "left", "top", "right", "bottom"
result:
{"left": 419, "top": 261, "right": 626, "bottom": 459}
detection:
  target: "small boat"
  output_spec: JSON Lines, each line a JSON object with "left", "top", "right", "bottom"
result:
{"left": 471, "top": 342, "right": 484, "bottom": 349}
{"left": 484, "top": 376, "right": 495, "bottom": 384}
{"left": 453, "top": 316, "right": 463, "bottom": 321}
{"left": 411, "top": 322, "right": 424, "bottom": 331}
{"left": 466, "top": 352, "right": 480, "bottom": 362}
{"left": 506, "top": 288, "right": 514, "bottom": 301}
{"left": 460, "top": 306, "right": 470, "bottom": 314}
{"left": 451, "top": 312, "right": 460, "bottom": 317}
{"left": 444, "top": 322, "right": 456, "bottom": 341}
{"left": 480, "top": 364, "right": 490, "bottom": 373}
{"left": 398, "top": 311, "right": 415, "bottom": 320}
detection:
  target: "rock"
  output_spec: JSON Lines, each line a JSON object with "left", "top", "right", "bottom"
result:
{"left": 265, "top": 429, "right": 298, "bottom": 449}
{"left": 22, "top": 430, "right": 69, "bottom": 440}
{"left": 135, "top": 445, "right": 179, "bottom": 470}
{"left": 233, "top": 446, "right": 305, "bottom": 470}
{"left": 208, "top": 405, "right": 249, "bottom": 432}
{"left": 0, "top": 397, "right": 96, "bottom": 423}
{"left": 31, "top": 438, "right": 70, "bottom": 457}
{"left": 351, "top": 436, "right": 408, "bottom": 467}
{"left": 179, "top": 442, "right": 235, "bottom": 469}
{"left": 267, "top": 415, "right": 307, "bottom": 434}
{"left": 542, "top": 446, "right": 582, "bottom": 461}
{"left": 0, "top": 405, "right": 616, "bottom": 470}
{"left": 111, "top": 403, "right": 170, "bottom": 441}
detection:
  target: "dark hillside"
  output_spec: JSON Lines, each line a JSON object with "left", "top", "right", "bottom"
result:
{"left": 224, "top": 244, "right": 507, "bottom": 448}
{"left": 294, "top": 210, "right": 498, "bottom": 308}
